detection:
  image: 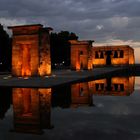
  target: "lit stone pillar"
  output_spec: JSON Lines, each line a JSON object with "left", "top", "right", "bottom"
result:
{"left": 117, "top": 50, "right": 120, "bottom": 58}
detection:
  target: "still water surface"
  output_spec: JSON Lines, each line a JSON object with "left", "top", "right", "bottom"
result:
{"left": 0, "top": 75, "right": 140, "bottom": 140}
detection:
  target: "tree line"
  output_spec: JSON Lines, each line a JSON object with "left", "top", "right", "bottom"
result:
{"left": 50, "top": 31, "right": 78, "bottom": 68}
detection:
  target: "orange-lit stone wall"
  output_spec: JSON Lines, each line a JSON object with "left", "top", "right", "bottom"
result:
{"left": 89, "top": 77, "right": 135, "bottom": 96}
{"left": 12, "top": 88, "right": 52, "bottom": 134}
{"left": 92, "top": 45, "right": 135, "bottom": 66}
{"left": 38, "top": 29, "right": 51, "bottom": 76}
{"left": 8, "top": 24, "right": 51, "bottom": 77}
{"left": 129, "top": 47, "right": 135, "bottom": 64}
{"left": 70, "top": 40, "right": 93, "bottom": 70}
{"left": 71, "top": 82, "right": 93, "bottom": 107}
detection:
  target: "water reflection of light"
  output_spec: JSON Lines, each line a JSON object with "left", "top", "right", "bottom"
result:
{"left": 3, "top": 77, "right": 9, "bottom": 80}
{"left": 89, "top": 77, "right": 135, "bottom": 96}
{"left": 7, "top": 75, "right": 12, "bottom": 78}
{"left": 18, "top": 77, "right": 22, "bottom": 79}
{"left": 12, "top": 88, "right": 52, "bottom": 134}
{"left": 23, "top": 77, "right": 29, "bottom": 79}
{"left": 2, "top": 75, "right": 12, "bottom": 79}
{"left": 135, "top": 77, "right": 140, "bottom": 89}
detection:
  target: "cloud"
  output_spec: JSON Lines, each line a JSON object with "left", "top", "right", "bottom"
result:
{"left": 0, "top": 18, "right": 27, "bottom": 26}
{"left": 96, "top": 25, "right": 104, "bottom": 30}
{"left": 0, "top": 0, "right": 140, "bottom": 42}
{"left": 94, "top": 39, "right": 140, "bottom": 47}
{"left": 0, "top": 0, "right": 139, "bottom": 62}
{"left": 109, "top": 16, "right": 129, "bottom": 28}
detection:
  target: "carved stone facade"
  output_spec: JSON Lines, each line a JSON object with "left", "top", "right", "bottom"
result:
{"left": 12, "top": 88, "right": 52, "bottom": 134}
{"left": 69, "top": 40, "right": 93, "bottom": 70}
{"left": 8, "top": 24, "right": 51, "bottom": 77}
{"left": 93, "top": 45, "right": 135, "bottom": 66}
{"left": 70, "top": 43, "right": 135, "bottom": 69}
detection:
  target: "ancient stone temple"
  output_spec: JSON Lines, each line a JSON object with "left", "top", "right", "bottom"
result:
{"left": 12, "top": 88, "right": 52, "bottom": 134}
{"left": 69, "top": 40, "right": 93, "bottom": 70}
{"left": 8, "top": 24, "right": 52, "bottom": 77}
{"left": 92, "top": 45, "right": 135, "bottom": 66}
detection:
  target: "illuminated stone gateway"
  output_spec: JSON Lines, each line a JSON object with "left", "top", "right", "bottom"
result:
{"left": 69, "top": 40, "right": 93, "bottom": 70}
{"left": 93, "top": 45, "right": 135, "bottom": 67}
{"left": 8, "top": 24, "right": 52, "bottom": 77}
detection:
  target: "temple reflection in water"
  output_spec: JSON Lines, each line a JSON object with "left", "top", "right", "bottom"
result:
{"left": 71, "top": 83, "right": 93, "bottom": 107}
{"left": 70, "top": 76, "right": 134, "bottom": 108}
{"left": 89, "top": 76, "right": 135, "bottom": 96}
{"left": 12, "top": 88, "right": 52, "bottom": 134}
{"left": 0, "top": 76, "right": 135, "bottom": 134}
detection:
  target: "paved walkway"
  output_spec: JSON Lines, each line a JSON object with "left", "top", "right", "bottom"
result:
{"left": 0, "top": 66, "right": 133, "bottom": 88}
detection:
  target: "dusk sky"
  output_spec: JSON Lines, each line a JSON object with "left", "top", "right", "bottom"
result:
{"left": 0, "top": 0, "right": 140, "bottom": 62}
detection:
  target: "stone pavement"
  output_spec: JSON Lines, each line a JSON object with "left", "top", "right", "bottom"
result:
{"left": 0, "top": 66, "right": 130, "bottom": 88}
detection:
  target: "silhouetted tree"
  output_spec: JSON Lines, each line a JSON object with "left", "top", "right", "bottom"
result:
{"left": 0, "top": 24, "right": 11, "bottom": 71}
{"left": 50, "top": 31, "right": 78, "bottom": 68}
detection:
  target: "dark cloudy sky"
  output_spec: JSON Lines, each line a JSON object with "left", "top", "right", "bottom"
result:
{"left": 0, "top": 0, "right": 140, "bottom": 62}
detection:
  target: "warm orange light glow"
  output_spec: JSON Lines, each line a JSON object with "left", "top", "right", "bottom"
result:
{"left": 88, "top": 59, "right": 93, "bottom": 70}
{"left": 9, "top": 24, "right": 52, "bottom": 77}
{"left": 76, "top": 61, "right": 80, "bottom": 70}
{"left": 38, "top": 63, "right": 51, "bottom": 76}
{"left": 92, "top": 45, "right": 135, "bottom": 66}
{"left": 71, "top": 83, "right": 93, "bottom": 107}
{"left": 12, "top": 88, "right": 52, "bottom": 134}
{"left": 89, "top": 77, "right": 134, "bottom": 96}
{"left": 70, "top": 40, "right": 93, "bottom": 70}
{"left": 21, "top": 44, "right": 31, "bottom": 77}
{"left": 22, "top": 89, "right": 32, "bottom": 116}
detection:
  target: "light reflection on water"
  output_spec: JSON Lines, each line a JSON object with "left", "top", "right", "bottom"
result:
{"left": 0, "top": 75, "right": 140, "bottom": 139}
{"left": 134, "top": 77, "right": 140, "bottom": 89}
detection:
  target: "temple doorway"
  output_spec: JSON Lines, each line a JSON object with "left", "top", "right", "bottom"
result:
{"left": 21, "top": 44, "right": 31, "bottom": 76}
{"left": 105, "top": 51, "right": 112, "bottom": 65}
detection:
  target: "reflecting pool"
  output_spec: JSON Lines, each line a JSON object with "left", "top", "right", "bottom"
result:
{"left": 0, "top": 75, "right": 140, "bottom": 140}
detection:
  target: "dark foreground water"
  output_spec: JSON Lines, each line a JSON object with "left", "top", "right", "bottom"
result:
{"left": 0, "top": 75, "right": 140, "bottom": 140}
